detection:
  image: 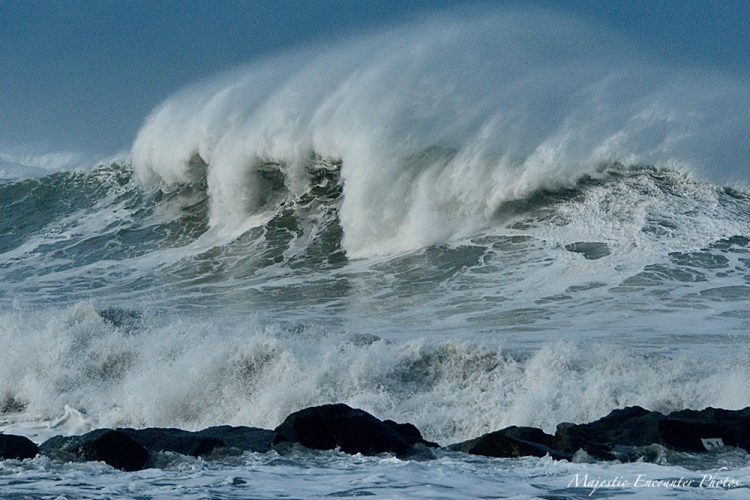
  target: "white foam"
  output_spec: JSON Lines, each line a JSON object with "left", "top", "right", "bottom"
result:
{"left": 1, "top": 440, "right": 749, "bottom": 498}
{"left": 132, "top": 8, "right": 748, "bottom": 257}
{"left": 1, "top": 304, "right": 748, "bottom": 445}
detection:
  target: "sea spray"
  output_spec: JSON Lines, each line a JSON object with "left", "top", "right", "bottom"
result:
{"left": 132, "top": 9, "right": 748, "bottom": 256}
{"left": 1, "top": 303, "right": 749, "bottom": 443}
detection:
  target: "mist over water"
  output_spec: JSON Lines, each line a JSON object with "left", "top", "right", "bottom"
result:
{"left": 133, "top": 9, "right": 748, "bottom": 256}
{"left": 1, "top": 303, "right": 749, "bottom": 445}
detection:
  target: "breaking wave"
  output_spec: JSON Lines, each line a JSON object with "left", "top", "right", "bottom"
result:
{"left": 132, "top": 8, "right": 748, "bottom": 257}
{"left": 2, "top": 304, "right": 749, "bottom": 443}
{"left": 1, "top": 6, "right": 748, "bottom": 458}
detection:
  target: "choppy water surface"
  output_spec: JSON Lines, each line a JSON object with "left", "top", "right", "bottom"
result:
{"left": 1, "top": 6, "right": 748, "bottom": 498}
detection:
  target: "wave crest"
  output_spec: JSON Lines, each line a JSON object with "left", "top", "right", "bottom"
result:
{"left": 132, "top": 8, "right": 748, "bottom": 257}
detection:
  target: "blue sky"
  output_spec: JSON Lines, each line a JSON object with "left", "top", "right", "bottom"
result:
{"left": 1, "top": 0, "right": 748, "bottom": 159}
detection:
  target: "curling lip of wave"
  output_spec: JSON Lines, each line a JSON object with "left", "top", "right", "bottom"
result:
{"left": 131, "top": 8, "right": 749, "bottom": 257}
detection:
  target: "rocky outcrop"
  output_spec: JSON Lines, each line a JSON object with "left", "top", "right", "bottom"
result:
{"left": 195, "top": 425, "right": 276, "bottom": 452}
{"left": 118, "top": 425, "right": 274, "bottom": 457}
{"left": 658, "top": 407, "right": 750, "bottom": 452}
{"left": 452, "top": 406, "right": 750, "bottom": 461}
{"left": 0, "top": 434, "right": 38, "bottom": 460}
{"left": 40, "top": 429, "right": 149, "bottom": 471}
{"left": 117, "top": 428, "right": 225, "bottom": 457}
{"left": 449, "top": 426, "right": 571, "bottom": 460}
{"left": 382, "top": 420, "right": 439, "bottom": 448}
{"left": 553, "top": 406, "right": 664, "bottom": 459}
{"left": 38, "top": 424, "right": 275, "bottom": 470}
{"left": 273, "top": 403, "right": 436, "bottom": 457}
{"left": 8, "top": 404, "right": 747, "bottom": 472}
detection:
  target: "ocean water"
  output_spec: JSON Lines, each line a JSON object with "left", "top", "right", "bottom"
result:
{"left": 1, "top": 8, "right": 749, "bottom": 498}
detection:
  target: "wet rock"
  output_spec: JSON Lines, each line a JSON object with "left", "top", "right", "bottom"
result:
{"left": 382, "top": 420, "right": 439, "bottom": 448}
{"left": 118, "top": 428, "right": 225, "bottom": 457}
{"left": 29, "top": 404, "right": 750, "bottom": 471}
{"left": 117, "top": 426, "right": 274, "bottom": 457}
{"left": 449, "top": 426, "right": 570, "bottom": 459}
{"left": 0, "top": 434, "right": 38, "bottom": 460}
{"left": 273, "top": 403, "right": 431, "bottom": 457}
{"left": 449, "top": 405, "right": 750, "bottom": 462}
{"left": 554, "top": 406, "right": 664, "bottom": 459}
{"left": 40, "top": 429, "right": 149, "bottom": 471}
{"left": 196, "top": 425, "right": 275, "bottom": 452}
{"left": 552, "top": 406, "right": 750, "bottom": 458}
{"left": 658, "top": 407, "right": 750, "bottom": 452}
{"left": 553, "top": 422, "right": 617, "bottom": 460}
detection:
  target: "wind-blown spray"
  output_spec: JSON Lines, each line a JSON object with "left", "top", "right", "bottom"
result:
{"left": 133, "top": 8, "right": 748, "bottom": 256}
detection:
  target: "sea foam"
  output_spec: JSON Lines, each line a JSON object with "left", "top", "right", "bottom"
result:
{"left": 2, "top": 303, "right": 748, "bottom": 445}
{"left": 132, "top": 8, "right": 749, "bottom": 257}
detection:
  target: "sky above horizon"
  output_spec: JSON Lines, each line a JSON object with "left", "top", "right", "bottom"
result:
{"left": 1, "top": 0, "right": 748, "bottom": 164}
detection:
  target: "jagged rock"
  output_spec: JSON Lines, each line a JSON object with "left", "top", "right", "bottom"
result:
{"left": 449, "top": 426, "right": 570, "bottom": 459}
{"left": 553, "top": 422, "right": 617, "bottom": 460}
{"left": 29, "top": 404, "right": 750, "bottom": 472}
{"left": 658, "top": 407, "right": 750, "bottom": 452}
{"left": 552, "top": 406, "right": 750, "bottom": 457}
{"left": 273, "top": 403, "right": 434, "bottom": 457}
{"left": 40, "top": 429, "right": 149, "bottom": 471}
{"left": 0, "top": 434, "right": 38, "bottom": 460}
{"left": 554, "top": 406, "right": 664, "bottom": 459}
{"left": 449, "top": 405, "right": 750, "bottom": 462}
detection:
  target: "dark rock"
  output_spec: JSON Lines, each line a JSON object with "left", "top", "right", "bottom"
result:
{"left": 117, "top": 426, "right": 274, "bottom": 457}
{"left": 0, "top": 434, "right": 38, "bottom": 460}
{"left": 554, "top": 406, "right": 665, "bottom": 459}
{"left": 196, "top": 425, "right": 275, "bottom": 452}
{"left": 118, "top": 428, "right": 225, "bottom": 457}
{"left": 553, "top": 422, "right": 617, "bottom": 460}
{"left": 382, "top": 420, "right": 439, "bottom": 448}
{"left": 659, "top": 407, "right": 750, "bottom": 452}
{"left": 449, "top": 426, "right": 570, "bottom": 459}
{"left": 273, "top": 404, "right": 428, "bottom": 457}
{"left": 550, "top": 406, "right": 750, "bottom": 459}
{"left": 40, "top": 429, "right": 149, "bottom": 471}
{"left": 29, "top": 404, "right": 750, "bottom": 470}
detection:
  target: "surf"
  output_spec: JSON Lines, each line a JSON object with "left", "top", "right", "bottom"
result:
{"left": 131, "top": 8, "right": 748, "bottom": 257}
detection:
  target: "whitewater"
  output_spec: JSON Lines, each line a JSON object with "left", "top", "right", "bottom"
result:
{"left": 1, "top": 7, "right": 749, "bottom": 498}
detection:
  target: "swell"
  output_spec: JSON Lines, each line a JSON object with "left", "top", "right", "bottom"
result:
{"left": 131, "top": 8, "right": 749, "bottom": 257}
{"left": 1, "top": 161, "right": 748, "bottom": 313}
{"left": 0, "top": 164, "right": 213, "bottom": 309}
{"left": 0, "top": 165, "right": 134, "bottom": 254}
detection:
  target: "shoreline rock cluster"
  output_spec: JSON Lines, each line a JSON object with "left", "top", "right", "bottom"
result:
{"left": 1, "top": 404, "right": 748, "bottom": 471}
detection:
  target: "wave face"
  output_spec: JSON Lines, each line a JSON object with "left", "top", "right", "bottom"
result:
{"left": 132, "top": 9, "right": 748, "bottom": 257}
